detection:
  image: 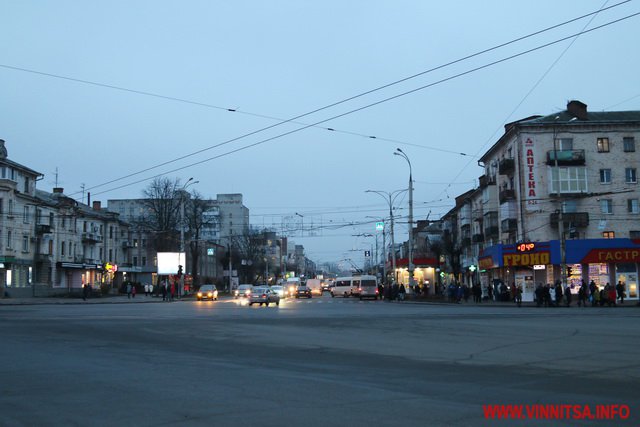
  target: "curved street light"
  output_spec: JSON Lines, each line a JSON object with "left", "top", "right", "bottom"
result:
{"left": 179, "top": 178, "right": 199, "bottom": 297}
{"left": 394, "top": 148, "right": 415, "bottom": 288}
{"left": 365, "top": 188, "right": 407, "bottom": 285}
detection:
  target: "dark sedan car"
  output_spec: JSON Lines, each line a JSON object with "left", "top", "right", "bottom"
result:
{"left": 295, "top": 285, "right": 312, "bottom": 299}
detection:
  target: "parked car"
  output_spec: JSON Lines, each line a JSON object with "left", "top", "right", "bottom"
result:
{"left": 234, "top": 284, "right": 253, "bottom": 298}
{"left": 248, "top": 287, "right": 280, "bottom": 306}
{"left": 196, "top": 284, "right": 218, "bottom": 301}
{"left": 295, "top": 285, "right": 312, "bottom": 299}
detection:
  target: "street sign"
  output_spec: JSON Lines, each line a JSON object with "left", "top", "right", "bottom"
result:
{"left": 207, "top": 248, "right": 215, "bottom": 256}
{"left": 364, "top": 250, "right": 371, "bottom": 257}
{"left": 375, "top": 222, "right": 384, "bottom": 231}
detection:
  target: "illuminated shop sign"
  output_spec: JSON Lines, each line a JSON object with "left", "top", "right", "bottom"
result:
{"left": 516, "top": 242, "right": 535, "bottom": 252}
{"left": 503, "top": 252, "right": 550, "bottom": 267}
{"left": 581, "top": 249, "right": 640, "bottom": 264}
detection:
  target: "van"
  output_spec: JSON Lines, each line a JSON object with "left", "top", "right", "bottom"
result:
{"left": 331, "top": 276, "right": 355, "bottom": 298}
{"left": 353, "top": 275, "right": 379, "bottom": 300}
{"left": 305, "top": 279, "right": 323, "bottom": 296}
{"left": 283, "top": 277, "right": 301, "bottom": 297}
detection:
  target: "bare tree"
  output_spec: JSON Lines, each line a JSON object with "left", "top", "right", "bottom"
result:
{"left": 140, "top": 177, "right": 182, "bottom": 252}
{"left": 185, "top": 190, "right": 217, "bottom": 287}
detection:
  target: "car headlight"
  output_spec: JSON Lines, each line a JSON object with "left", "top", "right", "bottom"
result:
{"left": 197, "top": 292, "right": 202, "bottom": 297}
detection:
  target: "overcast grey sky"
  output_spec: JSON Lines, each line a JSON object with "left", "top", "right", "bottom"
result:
{"left": 2, "top": 1, "right": 639, "bottom": 267}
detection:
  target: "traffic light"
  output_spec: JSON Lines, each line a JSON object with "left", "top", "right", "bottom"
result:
{"left": 177, "top": 265, "right": 183, "bottom": 277}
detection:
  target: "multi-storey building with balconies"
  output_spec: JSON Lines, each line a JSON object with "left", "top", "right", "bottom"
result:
{"left": 472, "top": 100, "right": 640, "bottom": 302}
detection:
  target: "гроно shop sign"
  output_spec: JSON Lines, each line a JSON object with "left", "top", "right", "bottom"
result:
{"left": 503, "top": 252, "right": 551, "bottom": 266}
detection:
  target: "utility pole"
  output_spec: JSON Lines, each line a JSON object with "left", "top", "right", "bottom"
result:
{"left": 553, "top": 118, "right": 567, "bottom": 288}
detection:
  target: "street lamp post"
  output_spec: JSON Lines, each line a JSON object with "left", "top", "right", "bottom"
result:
{"left": 395, "top": 148, "right": 415, "bottom": 289}
{"left": 365, "top": 189, "right": 407, "bottom": 286}
{"left": 179, "top": 177, "right": 198, "bottom": 297}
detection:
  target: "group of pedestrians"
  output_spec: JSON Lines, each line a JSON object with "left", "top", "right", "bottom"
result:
{"left": 533, "top": 279, "right": 626, "bottom": 307}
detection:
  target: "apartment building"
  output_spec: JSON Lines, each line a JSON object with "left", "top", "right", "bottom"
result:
{"left": 457, "top": 100, "right": 639, "bottom": 302}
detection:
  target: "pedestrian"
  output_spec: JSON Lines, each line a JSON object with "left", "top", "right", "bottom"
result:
{"left": 616, "top": 281, "right": 625, "bottom": 304}
{"left": 126, "top": 282, "right": 132, "bottom": 299}
{"left": 377, "top": 283, "right": 384, "bottom": 300}
{"left": 131, "top": 283, "right": 136, "bottom": 298}
{"left": 578, "top": 282, "right": 587, "bottom": 307}
{"left": 170, "top": 281, "right": 176, "bottom": 302}
{"left": 398, "top": 283, "right": 406, "bottom": 301}
{"left": 565, "top": 285, "right": 572, "bottom": 307}
{"left": 143, "top": 283, "right": 149, "bottom": 296}
{"left": 161, "top": 280, "right": 167, "bottom": 301}
{"left": 515, "top": 285, "right": 522, "bottom": 307}
{"left": 82, "top": 283, "right": 89, "bottom": 301}
{"left": 607, "top": 283, "right": 617, "bottom": 307}
{"left": 555, "top": 281, "right": 563, "bottom": 307}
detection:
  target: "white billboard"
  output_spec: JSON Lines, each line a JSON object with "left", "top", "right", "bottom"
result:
{"left": 157, "top": 252, "right": 185, "bottom": 275}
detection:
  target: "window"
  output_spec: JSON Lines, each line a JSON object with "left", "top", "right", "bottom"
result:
{"left": 597, "top": 137, "right": 610, "bottom": 152}
{"left": 133, "top": 256, "right": 138, "bottom": 266}
{"left": 22, "top": 235, "right": 29, "bottom": 252}
{"left": 0, "top": 198, "right": 3, "bottom": 214}
{"left": 8, "top": 199, "right": 13, "bottom": 215}
{"left": 142, "top": 239, "right": 146, "bottom": 247}
{"left": 603, "top": 231, "right": 615, "bottom": 239}
{"left": 562, "top": 200, "right": 577, "bottom": 213}
{"left": 599, "top": 169, "right": 611, "bottom": 184}
{"left": 556, "top": 138, "right": 574, "bottom": 150}
{"left": 630, "top": 231, "right": 640, "bottom": 239}
{"left": 625, "top": 168, "right": 637, "bottom": 183}
{"left": 133, "top": 239, "right": 138, "bottom": 248}
{"left": 550, "top": 167, "right": 588, "bottom": 194}
{"left": 61, "top": 241, "right": 66, "bottom": 256}
{"left": 623, "top": 137, "right": 636, "bottom": 152}
{"left": 142, "top": 257, "right": 147, "bottom": 266}
{"left": 628, "top": 199, "right": 639, "bottom": 214}
{"left": 109, "top": 249, "right": 113, "bottom": 261}
{"left": 109, "top": 226, "right": 113, "bottom": 239}
{"left": 24, "top": 177, "right": 29, "bottom": 193}
{"left": 600, "top": 199, "right": 613, "bottom": 214}
{"left": 6, "top": 230, "right": 11, "bottom": 249}
{"left": 23, "top": 206, "right": 29, "bottom": 223}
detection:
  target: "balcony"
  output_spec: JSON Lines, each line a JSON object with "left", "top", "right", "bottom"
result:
{"left": 484, "top": 226, "right": 499, "bottom": 237}
{"left": 36, "top": 224, "right": 53, "bottom": 234}
{"left": 122, "top": 241, "right": 135, "bottom": 249}
{"left": 82, "top": 233, "right": 102, "bottom": 243}
{"left": 550, "top": 212, "right": 589, "bottom": 229}
{"left": 479, "top": 175, "right": 496, "bottom": 188}
{"left": 501, "top": 218, "right": 518, "bottom": 232}
{"left": 472, "top": 233, "right": 484, "bottom": 243}
{"left": 546, "top": 149, "right": 586, "bottom": 166}
{"left": 499, "top": 188, "right": 516, "bottom": 204}
{"left": 498, "top": 158, "right": 515, "bottom": 175}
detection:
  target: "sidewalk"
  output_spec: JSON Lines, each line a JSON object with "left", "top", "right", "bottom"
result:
{"left": 0, "top": 294, "right": 187, "bottom": 306}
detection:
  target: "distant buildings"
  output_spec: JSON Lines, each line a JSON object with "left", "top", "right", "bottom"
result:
{"left": 0, "top": 139, "right": 308, "bottom": 298}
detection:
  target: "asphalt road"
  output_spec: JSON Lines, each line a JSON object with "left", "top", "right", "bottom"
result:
{"left": 0, "top": 295, "right": 638, "bottom": 426}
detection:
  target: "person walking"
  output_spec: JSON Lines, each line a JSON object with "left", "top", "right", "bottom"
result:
{"left": 170, "top": 281, "right": 176, "bottom": 302}
{"left": 515, "top": 285, "right": 522, "bottom": 307}
{"left": 616, "top": 281, "right": 625, "bottom": 304}
{"left": 555, "top": 281, "right": 563, "bottom": 307}
{"left": 82, "top": 283, "right": 89, "bottom": 301}
{"left": 565, "top": 285, "right": 572, "bottom": 307}
{"left": 398, "top": 283, "right": 406, "bottom": 301}
{"left": 607, "top": 283, "right": 617, "bottom": 307}
{"left": 131, "top": 283, "right": 137, "bottom": 298}
{"left": 578, "top": 282, "right": 587, "bottom": 307}
{"left": 161, "top": 280, "right": 167, "bottom": 301}
{"left": 126, "top": 282, "right": 132, "bottom": 299}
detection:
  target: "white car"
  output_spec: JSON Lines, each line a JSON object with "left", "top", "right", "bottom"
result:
{"left": 271, "top": 285, "right": 285, "bottom": 298}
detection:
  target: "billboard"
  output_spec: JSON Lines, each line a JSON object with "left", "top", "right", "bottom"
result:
{"left": 157, "top": 252, "right": 186, "bottom": 275}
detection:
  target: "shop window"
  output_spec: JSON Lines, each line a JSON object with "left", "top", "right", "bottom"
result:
{"left": 602, "top": 231, "right": 615, "bottom": 239}
{"left": 630, "top": 230, "right": 640, "bottom": 239}
{"left": 597, "top": 137, "right": 610, "bottom": 153}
